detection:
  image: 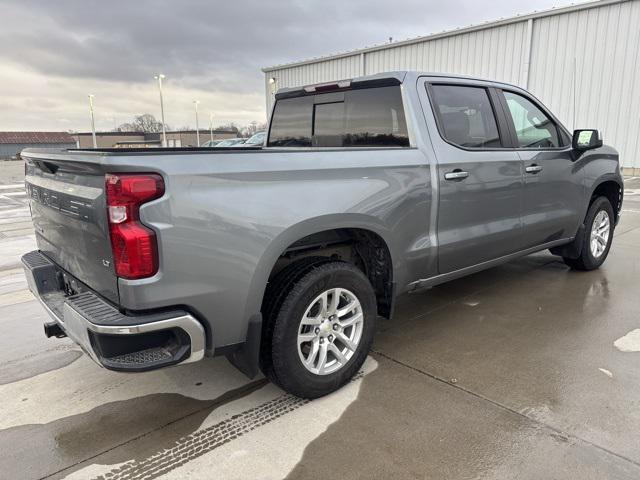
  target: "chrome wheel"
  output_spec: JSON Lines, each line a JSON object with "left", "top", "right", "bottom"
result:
{"left": 590, "top": 210, "right": 610, "bottom": 258}
{"left": 297, "top": 288, "right": 364, "bottom": 375}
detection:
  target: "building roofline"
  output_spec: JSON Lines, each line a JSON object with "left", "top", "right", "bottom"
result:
{"left": 164, "top": 129, "right": 237, "bottom": 134}
{"left": 262, "top": 0, "right": 626, "bottom": 73}
{"left": 74, "top": 129, "right": 236, "bottom": 136}
{"left": 74, "top": 132, "right": 145, "bottom": 136}
{"left": 0, "top": 131, "right": 75, "bottom": 144}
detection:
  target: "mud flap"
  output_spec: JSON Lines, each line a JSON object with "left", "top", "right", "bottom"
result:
{"left": 550, "top": 224, "right": 586, "bottom": 259}
{"left": 226, "top": 314, "right": 262, "bottom": 378}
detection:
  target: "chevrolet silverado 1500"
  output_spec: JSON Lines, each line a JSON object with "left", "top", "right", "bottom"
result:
{"left": 21, "top": 71, "right": 623, "bottom": 398}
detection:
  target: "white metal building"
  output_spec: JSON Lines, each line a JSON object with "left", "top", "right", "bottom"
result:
{"left": 263, "top": 0, "right": 640, "bottom": 174}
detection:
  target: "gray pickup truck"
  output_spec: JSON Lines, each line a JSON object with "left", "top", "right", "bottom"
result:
{"left": 21, "top": 71, "right": 623, "bottom": 398}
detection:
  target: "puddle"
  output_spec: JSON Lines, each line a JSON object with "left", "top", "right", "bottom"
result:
{"left": 614, "top": 329, "right": 640, "bottom": 352}
{"left": 0, "top": 381, "right": 267, "bottom": 480}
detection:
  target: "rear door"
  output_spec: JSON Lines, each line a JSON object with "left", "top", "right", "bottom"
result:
{"left": 424, "top": 80, "right": 524, "bottom": 274}
{"left": 497, "top": 89, "right": 583, "bottom": 249}
{"left": 24, "top": 155, "right": 118, "bottom": 302}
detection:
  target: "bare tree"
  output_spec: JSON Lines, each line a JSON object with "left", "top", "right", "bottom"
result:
{"left": 114, "top": 114, "right": 169, "bottom": 133}
{"left": 215, "top": 122, "right": 239, "bottom": 134}
{"left": 240, "top": 121, "right": 267, "bottom": 137}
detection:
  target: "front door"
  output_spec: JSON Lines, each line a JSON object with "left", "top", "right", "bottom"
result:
{"left": 426, "top": 82, "right": 524, "bottom": 274}
{"left": 498, "top": 89, "right": 584, "bottom": 249}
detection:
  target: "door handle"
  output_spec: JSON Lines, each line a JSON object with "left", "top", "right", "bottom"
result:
{"left": 444, "top": 170, "right": 469, "bottom": 181}
{"left": 525, "top": 164, "right": 543, "bottom": 174}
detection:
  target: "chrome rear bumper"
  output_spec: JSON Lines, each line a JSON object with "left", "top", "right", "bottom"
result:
{"left": 22, "top": 250, "right": 205, "bottom": 372}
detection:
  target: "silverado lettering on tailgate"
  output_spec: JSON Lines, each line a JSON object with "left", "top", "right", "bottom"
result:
{"left": 27, "top": 183, "right": 95, "bottom": 222}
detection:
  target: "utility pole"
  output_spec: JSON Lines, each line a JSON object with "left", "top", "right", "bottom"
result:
{"left": 154, "top": 74, "right": 167, "bottom": 147}
{"left": 209, "top": 112, "right": 214, "bottom": 143}
{"left": 193, "top": 100, "right": 200, "bottom": 146}
{"left": 88, "top": 94, "right": 97, "bottom": 148}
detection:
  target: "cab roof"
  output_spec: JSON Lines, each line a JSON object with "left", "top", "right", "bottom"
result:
{"left": 274, "top": 71, "right": 523, "bottom": 100}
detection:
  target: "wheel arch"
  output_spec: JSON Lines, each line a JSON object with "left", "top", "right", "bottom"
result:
{"left": 588, "top": 175, "right": 623, "bottom": 223}
{"left": 244, "top": 214, "right": 397, "bottom": 323}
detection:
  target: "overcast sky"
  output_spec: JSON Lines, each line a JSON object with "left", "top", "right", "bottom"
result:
{"left": 1, "top": 0, "right": 574, "bottom": 132}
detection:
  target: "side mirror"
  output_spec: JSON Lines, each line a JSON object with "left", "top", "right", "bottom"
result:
{"left": 572, "top": 129, "right": 603, "bottom": 151}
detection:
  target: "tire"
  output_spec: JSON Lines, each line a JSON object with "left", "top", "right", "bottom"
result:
{"left": 260, "top": 256, "right": 333, "bottom": 384}
{"left": 262, "top": 261, "right": 376, "bottom": 398}
{"left": 563, "top": 196, "right": 614, "bottom": 271}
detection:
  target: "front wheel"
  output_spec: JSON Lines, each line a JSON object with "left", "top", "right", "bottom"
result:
{"left": 564, "top": 196, "right": 614, "bottom": 270}
{"left": 264, "top": 261, "right": 377, "bottom": 399}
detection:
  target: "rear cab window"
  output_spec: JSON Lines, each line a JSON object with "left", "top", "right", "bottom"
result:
{"left": 267, "top": 86, "right": 410, "bottom": 148}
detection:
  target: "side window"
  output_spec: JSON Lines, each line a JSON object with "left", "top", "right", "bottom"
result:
{"left": 430, "top": 84, "right": 502, "bottom": 149}
{"left": 268, "top": 86, "right": 409, "bottom": 148}
{"left": 503, "top": 91, "right": 560, "bottom": 148}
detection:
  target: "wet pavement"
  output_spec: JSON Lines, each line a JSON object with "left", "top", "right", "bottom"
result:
{"left": 1, "top": 160, "right": 639, "bottom": 479}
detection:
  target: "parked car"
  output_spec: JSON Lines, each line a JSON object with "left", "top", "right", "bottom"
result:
{"left": 232, "top": 131, "right": 265, "bottom": 147}
{"left": 215, "top": 138, "right": 245, "bottom": 147}
{"left": 201, "top": 139, "right": 222, "bottom": 147}
{"left": 22, "top": 71, "right": 622, "bottom": 398}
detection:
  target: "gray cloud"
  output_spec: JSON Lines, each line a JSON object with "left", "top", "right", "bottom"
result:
{"left": 0, "top": 0, "right": 568, "bottom": 131}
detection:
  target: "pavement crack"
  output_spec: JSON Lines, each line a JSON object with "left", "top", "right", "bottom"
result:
{"left": 370, "top": 349, "right": 640, "bottom": 471}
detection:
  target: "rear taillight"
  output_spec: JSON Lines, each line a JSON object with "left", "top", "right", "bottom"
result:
{"left": 105, "top": 173, "right": 165, "bottom": 279}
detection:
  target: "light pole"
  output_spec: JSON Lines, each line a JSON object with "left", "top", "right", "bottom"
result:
{"left": 154, "top": 74, "right": 167, "bottom": 147}
{"left": 193, "top": 100, "right": 200, "bottom": 146}
{"left": 88, "top": 94, "right": 97, "bottom": 148}
{"left": 209, "top": 112, "right": 214, "bottom": 143}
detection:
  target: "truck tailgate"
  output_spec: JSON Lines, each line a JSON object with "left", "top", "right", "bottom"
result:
{"left": 25, "top": 155, "right": 118, "bottom": 303}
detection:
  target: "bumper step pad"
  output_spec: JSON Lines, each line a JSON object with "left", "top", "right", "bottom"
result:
{"left": 107, "top": 347, "right": 174, "bottom": 367}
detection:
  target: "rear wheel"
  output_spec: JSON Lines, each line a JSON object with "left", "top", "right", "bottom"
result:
{"left": 563, "top": 196, "right": 614, "bottom": 270}
{"left": 262, "top": 261, "right": 376, "bottom": 398}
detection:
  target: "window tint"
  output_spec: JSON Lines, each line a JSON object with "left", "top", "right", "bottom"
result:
{"left": 268, "top": 86, "right": 409, "bottom": 148}
{"left": 314, "top": 102, "right": 344, "bottom": 147}
{"left": 268, "top": 96, "right": 312, "bottom": 147}
{"left": 430, "top": 85, "right": 502, "bottom": 148}
{"left": 503, "top": 91, "right": 560, "bottom": 148}
{"left": 341, "top": 87, "right": 409, "bottom": 147}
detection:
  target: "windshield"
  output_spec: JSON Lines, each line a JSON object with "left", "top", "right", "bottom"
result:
{"left": 245, "top": 132, "right": 266, "bottom": 145}
{"left": 217, "top": 138, "right": 242, "bottom": 147}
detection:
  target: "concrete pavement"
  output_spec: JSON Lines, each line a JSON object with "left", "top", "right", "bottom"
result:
{"left": 1, "top": 160, "right": 639, "bottom": 479}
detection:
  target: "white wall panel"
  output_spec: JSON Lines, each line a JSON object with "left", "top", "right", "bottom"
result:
{"left": 528, "top": 0, "right": 640, "bottom": 168}
{"left": 362, "top": 22, "right": 528, "bottom": 84}
{"left": 265, "top": 0, "right": 639, "bottom": 168}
